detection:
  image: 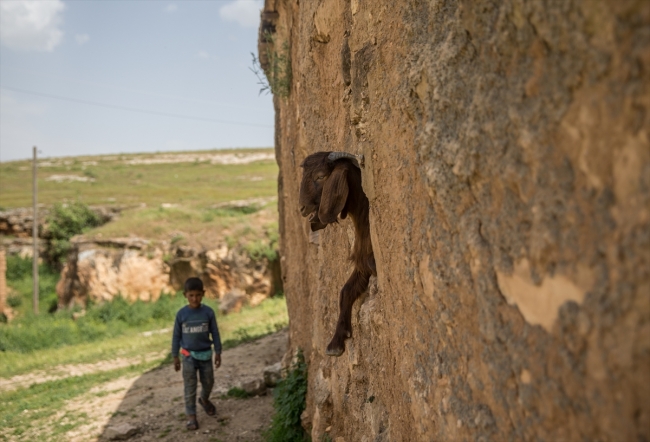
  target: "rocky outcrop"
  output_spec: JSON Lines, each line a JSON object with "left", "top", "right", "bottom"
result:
{"left": 56, "top": 236, "right": 282, "bottom": 310}
{"left": 0, "top": 237, "right": 45, "bottom": 260}
{"left": 0, "top": 206, "right": 121, "bottom": 239}
{"left": 264, "top": 1, "right": 650, "bottom": 441}
{"left": 56, "top": 237, "right": 172, "bottom": 306}
{"left": 0, "top": 206, "right": 49, "bottom": 238}
{"left": 168, "top": 243, "right": 281, "bottom": 303}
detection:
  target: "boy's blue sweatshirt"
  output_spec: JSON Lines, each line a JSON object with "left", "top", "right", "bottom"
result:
{"left": 171, "top": 304, "right": 222, "bottom": 356}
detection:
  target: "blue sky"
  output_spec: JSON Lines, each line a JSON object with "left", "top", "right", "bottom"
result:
{"left": 0, "top": 0, "right": 272, "bottom": 162}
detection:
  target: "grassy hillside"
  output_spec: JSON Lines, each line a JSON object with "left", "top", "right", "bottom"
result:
{"left": 0, "top": 148, "right": 279, "bottom": 245}
{"left": 0, "top": 148, "right": 277, "bottom": 209}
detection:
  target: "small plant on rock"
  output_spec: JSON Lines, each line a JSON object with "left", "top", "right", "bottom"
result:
{"left": 251, "top": 31, "right": 292, "bottom": 98}
{"left": 264, "top": 349, "right": 309, "bottom": 442}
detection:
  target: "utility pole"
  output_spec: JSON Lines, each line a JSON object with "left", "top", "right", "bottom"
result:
{"left": 32, "top": 146, "right": 38, "bottom": 315}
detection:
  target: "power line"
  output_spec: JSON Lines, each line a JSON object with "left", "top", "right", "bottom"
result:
{"left": 2, "top": 66, "right": 270, "bottom": 112}
{"left": 0, "top": 86, "right": 273, "bottom": 129}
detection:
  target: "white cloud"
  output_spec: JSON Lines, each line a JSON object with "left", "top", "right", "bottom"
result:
{"left": 197, "top": 50, "right": 210, "bottom": 59}
{"left": 75, "top": 34, "right": 89, "bottom": 45}
{"left": 219, "top": 0, "right": 263, "bottom": 28}
{"left": 0, "top": 0, "right": 65, "bottom": 52}
{"left": 164, "top": 4, "right": 178, "bottom": 13}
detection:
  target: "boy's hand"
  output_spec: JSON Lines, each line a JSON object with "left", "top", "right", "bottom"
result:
{"left": 214, "top": 353, "right": 221, "bottom": 369}
{"left": 173, "top": 356, "right": 180, "bottom": 372}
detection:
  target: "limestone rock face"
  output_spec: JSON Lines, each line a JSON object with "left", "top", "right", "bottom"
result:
{"left": 264, "top": 1, "right": 650, "bottom": 441}
{"left": 219, "top": 288, "right": 248, "bottom": 314}
{"left": 104, "top": 423, "right": 139, "bottom": 440}
{"left": 56, "top": 236, "right": 282, "bottom": 308}
{"left": 56, "top": 237, "right": 172, "bottom": 306}
{"left": 263, "top": 361, "right": 283, "bottom": 387}
{"left": 0, "top": 207, "right": 47, "bottom": 238}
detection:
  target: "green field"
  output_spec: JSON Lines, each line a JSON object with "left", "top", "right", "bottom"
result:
{"left": 0, "top": 148, "right": 277, "bottom": 209}
{"left": 0, "top": 147, "right": 279, "bottom": 246}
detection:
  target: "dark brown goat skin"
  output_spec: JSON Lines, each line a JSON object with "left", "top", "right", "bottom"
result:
{"left": 298, "top": 151, "right": 376, "bottom": 356}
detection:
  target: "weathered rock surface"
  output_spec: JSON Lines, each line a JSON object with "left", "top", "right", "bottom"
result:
{"left": 263, "top": 362, "right": 283, "bottom": 388}
{"left": 241, "top": 379, "right": 267, "bottom": 397}
{"left": 264, "top": 1, "right": 650, "bottom": 441}
{"left": 0, "top": 237, "right": 46, "bottom": 259}
{"left": 219, "top": 288, "right": 248, "bottom": 315}
{"left": 56, "top": 236, "right": 282, "bottom": 308}
{"left": 104, "top": 423, "right": 139, "bottom": 440}
{"left": 0, "top": 207, "right": 48, "bottom": 238}
{"left": 0, "top": 206, "right": 121, "bottom": 239}
{"left": 57, "top": 237, "right": 172, "bottom": 306}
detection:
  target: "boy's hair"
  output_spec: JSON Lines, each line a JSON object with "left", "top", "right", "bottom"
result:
{"left": 184, "top": 277, "right": 204, "bottom": 292}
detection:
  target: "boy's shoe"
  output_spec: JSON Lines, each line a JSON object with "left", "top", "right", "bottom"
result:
{"left": 186, "top": 419, "right": 199, "bottom": 431}
{"left": 198, "top": 397, "right": 216, "bottom": 416}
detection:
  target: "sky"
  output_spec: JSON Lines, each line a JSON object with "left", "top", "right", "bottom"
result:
{"left": 0, "top": 0, "right": 272, "bottom": 162}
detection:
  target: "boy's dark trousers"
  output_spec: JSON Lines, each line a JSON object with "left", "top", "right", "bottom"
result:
{"left": 182, "top": 354, "right": 214, "bottom": 415}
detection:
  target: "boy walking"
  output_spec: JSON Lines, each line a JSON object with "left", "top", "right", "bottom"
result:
{"left": 172, "top": 277, "right": 222, "bottom": 431}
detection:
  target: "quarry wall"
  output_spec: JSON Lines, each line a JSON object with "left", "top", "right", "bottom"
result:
{"left": 262, "top": 1, "right": 650, "bottom": 441}
{"left": 56, "top": 237, "right": 281, "bottom": 312}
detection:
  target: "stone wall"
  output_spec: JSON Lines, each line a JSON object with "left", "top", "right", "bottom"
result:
{"left": 263, "top": 1, "right": 650, "bottom": 441}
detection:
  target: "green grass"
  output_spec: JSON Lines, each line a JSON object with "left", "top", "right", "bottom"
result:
{"left": 0, "top": 294, "right": 180, "bottom": 354}
{"left": 0, "top": 148, "right": 279, "bottom": 241}
{"left": 0, "top": 296, "right": 288, "bottom": 378}
{"left": 0, "top": 358, "right": 163, "bottom": 440}
{"left": 91, "top": 200, "right": 277, "bottom": 243}
{"left": 221, "top": 387, "right": 251, "bottom": 399}
{"left": 0, "top": 148, "right": 277, "bottom": 209}
{"left": 0, "top": 295, "right": 289, "bottom": 441}
{"left": 5, "top": 256, "right": 60, "bottom": 317}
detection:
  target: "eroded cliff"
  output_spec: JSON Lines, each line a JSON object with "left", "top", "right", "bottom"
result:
{"left": 56, "top": 236, "right": 282, "bottom": 311}
{"left": 263, "top": 1, "right": 650, "bottom": 441}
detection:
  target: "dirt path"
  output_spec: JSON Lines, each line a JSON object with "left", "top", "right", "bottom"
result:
{"left": 63, "top": 330, "right": 288, "bottom": 442}
{"left": 0, "top": 329, "right": 173, "bottom": 393}
{"left": 0, "top": 352, "right": 167, "bottom": 392}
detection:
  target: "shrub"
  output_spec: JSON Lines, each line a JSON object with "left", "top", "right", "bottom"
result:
{"left": 45, "top": 202, "right": 103, "bottom": 267}
{"left": 244, "top": 240, "right": 277, "bottom": 261}
{"left": 204, "top": 206, "right": 260, "bottom": 220}
{"left": 6, "top": 256, "right": 32, "bottom": 281}
{"left": 7, "top": 295, "right": 22, "bottom": 308}
{"left": 4, "top": 255, "right": 60, "bottom": 315}
{"left": 244, "top": 222, "right": 279, "bottom": 261}
{"left": 0, "top": 293, "right": 184, "bottom": 353}
{"left": 264, "top": 349, "right": 309, "bottom": 442}
{"left": 83, "top": 169, "right": 97, "bottom": 179}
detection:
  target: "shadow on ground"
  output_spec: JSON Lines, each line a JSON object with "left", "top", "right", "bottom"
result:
{"left": 81, "top": 331, "right": 288, "bottom": 442}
